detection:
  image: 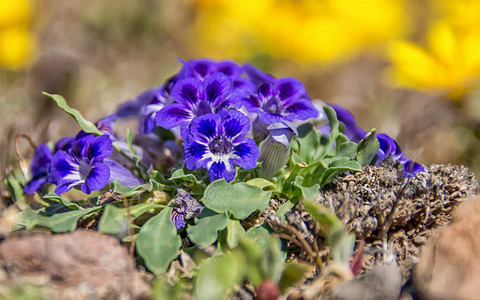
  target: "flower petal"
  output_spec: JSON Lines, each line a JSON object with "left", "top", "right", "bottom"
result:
{"left": 55, "top": 180, "right": 80, "bottom": 195}
{"left": 403, "top": 160, "right": 425, "bottom": 178}
{"left": 29, "top": 143, "right": 52, "bottom": 177}
{"left": 217, "top": 60, "right": 243, "bottom": 77}
{"left": 87, "top": 134, "right": 113, "bottom": 161}
{"left": 219, "top": 109, "right": 250, "bottom": 142}
{"left": 171, "top": 77, "right": 203, "bottom": 106}
{"left": 156, "top": 103, "right": 194, "bottom": 129}
{"left": 189, "top": 113, "right": 221, "bottom": 143}
{"left": 208, "top": 161, "right": 236, "bottom": 182}
{"left": 284, "top": 98, "right": 319, "bottom": 121}
{"left": 257, "top": 82, "right": 276, "bottom": 100}
{"left": 104, "top": 159, "right": 143, "bottom": 187}
{"left": 203, "top": 72, "right": 233, "bottom": 105}
{"left": 50, "top": 150, "right": 80, "bottom": 185}
{"left": 232, "top": 138, "right": 259, "bottom": 170}
{"left": 171, "top": 210, "right": 186, "bottom": 229}
{"left": 275, "top": 78, "right": 305, "bottom": 101}
{"left": 24, "top": 177, "right": 47, "bottom": 195}
{"left": 183, "top": 141, "right": 209, "bottom": 170}
{"left": 71, "top": 134, "right": 96, "bottom": 159}
{"left": 55, "top": 136, "right": 74, "bottom": 152}
{"left": 243, "top": 63, "right": 276, "bottom": 86}
{"left": 82, "top": 161, "right": 110, "bottom": 194}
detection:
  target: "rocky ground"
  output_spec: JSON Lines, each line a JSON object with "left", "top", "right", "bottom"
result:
{"left": 0, "top": 162, "right": 478, "bottom": 299}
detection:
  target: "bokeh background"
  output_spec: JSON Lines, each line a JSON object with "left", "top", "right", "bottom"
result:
{"left": 2, "top": 0, "right": 480, "bottom": 178}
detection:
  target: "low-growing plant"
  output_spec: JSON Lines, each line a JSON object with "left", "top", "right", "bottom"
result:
{"left": 5, "top": 59, "right": 424, "bottom": 298}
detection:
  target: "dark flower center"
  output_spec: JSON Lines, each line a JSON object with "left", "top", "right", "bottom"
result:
{"left": 209, "top": 136, "right": 233, "bottom": 154}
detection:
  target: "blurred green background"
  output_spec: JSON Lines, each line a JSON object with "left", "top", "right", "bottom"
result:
{"left": 2, "top": 0, "right": 480, "bottom": 178}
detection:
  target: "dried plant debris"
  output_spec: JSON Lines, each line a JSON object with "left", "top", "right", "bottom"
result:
{"left": 314, "top": 161, "right": 478, "bottom": 280}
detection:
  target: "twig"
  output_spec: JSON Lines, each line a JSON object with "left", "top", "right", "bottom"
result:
{"left": 266, "top": 217, "right": 323, "bottom": 269}
{"left": 270, "top": 233, "right": 304, "bottom": 249}
{"left": 14, "top": 134, "right": 37, "bottom": 158}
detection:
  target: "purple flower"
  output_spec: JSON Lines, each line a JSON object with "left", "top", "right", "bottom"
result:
{"left": 376, "top": 133, "right": 426, "bottom": 177}
{"left": 243, "top": 77, "right": 318, "bottom": 125}
{"left": 50, "top": 134, "right": 143, "bottom": 195}
{"left": 171, "top": 189, "right": 203, "bottom": 229}
{"left": 243, "top": 63, "right": 276, "bottom": 86}
{"left": 403, "top": 160, "right": 425, "bottom": 178}
{"left": 178, "top": 58, "right": 254, "bottom": 91}
{"left": 138, "top": 85, "right": 174, "bottom": 134}
{"left": 24, "top": 144, "right": 53, "bottom": 194}
{"left": 156, "top": 72, "right": 236, "bottom": 131}
{"left": 50, "top": 134, "right": 113, "bottom": 195}
{"left": 183, "top": 110, "right": 259, "bottom": 182}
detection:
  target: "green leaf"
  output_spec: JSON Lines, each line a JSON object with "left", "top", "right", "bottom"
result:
{"left": 356, "top": 129, "right": 380, "bottom": 166}
{"left": 293, "top": 123, "right": 321, "bottom": 164}
{"left": 303, "top": 200, "right": 354, "bottom": 264}
{"left": 202, "top": 179, "right": 271, "bottom": 220}
{"left": 319, "top": 158, "right": 361, "bottom": 186}
{"left": 111, "top": 180, "right": 145, "bottom": 197}
{"left": 42, "top": 92, "right": 102, "bottom": 135}
{"left": 275, "top": 200, "right": 295, "bottom": 222}
{"left": 98, "top": 203, "right": 164, "bottom": 235}
{"left": 260, "top": 238, "right": 284, "bottom": 283}
{"left": 246, "top": 225, "right": 272, "bottom": 250}
{"left": 5, "top": 172, "right": 26, "bottom": 205}
{"left": 17, "top": 206, "right": 102, "bottom": 233}
{"left": 292, "top": 177, "right": 319, "bottom": 201}
{"left": 245, "top": 178, "right": 276, "bottom": 190}
{"left": 195, "top": 252, "right": 246, "bottom": 300}
{"left": 318, "top": 105, "right": 341, "bottom": 159}
{"left": 126, "top": 129, "right": 137, "bottom": 156}
{"left": 169, "top": 168, "right": 199, "bottom": 183}
{"left": 187, "top": 209, "right": 229, "bottom": 246}
{"left": 226, "top": 219, "right": 246, "bottom": 249}
{"left": 43, "top": 192, "right": 82, "bottom": 210}
{"left": 336, "top": 140, "right": 358, "bottom": 159}
{"left": 329, "top": 227, "right": 355, "bottom": 264}
{"left": 279, "top": 263, "right": 308, "bottom": 292}
{"left": 136, "top": 207, "right": 181, "bottom": 275}
{"left": 303, "top": 200, "right": 341, "bottom": 229}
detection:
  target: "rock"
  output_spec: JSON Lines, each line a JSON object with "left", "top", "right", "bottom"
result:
{"left": 326, "top": 263, "right": 402, "bottom": 300}
{"left": 414, "top": 197, "right": 480, "bottom": 300}
{"left": 0, "top": 230, "right": 151, "bottom": 299}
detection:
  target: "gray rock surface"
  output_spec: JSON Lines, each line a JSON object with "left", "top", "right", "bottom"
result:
{"left": 0, "top": 230, "right": 151, "bottom": 299}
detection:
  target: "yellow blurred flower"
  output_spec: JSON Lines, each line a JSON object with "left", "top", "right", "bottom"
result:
{"left": 188, "top": 0, "right": 407, "bottom": 66}
{"left": 386, "top": 21, "right": 480, "bottom": 99}
{"left": 0, "top": 0, "right": 36, "bottom": 70}
{"left": 431, "top": 0, "right": 480, "bottom": 31}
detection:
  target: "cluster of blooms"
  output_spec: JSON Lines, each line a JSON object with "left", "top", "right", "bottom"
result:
{"left": 117, "top": 58, "right": 319, "bottom": 183}
{"left": 24, "top": 118, "right": 142, "bottom": 195}
{"left": 25, "top": 58, "right": 425, "bottom": 201}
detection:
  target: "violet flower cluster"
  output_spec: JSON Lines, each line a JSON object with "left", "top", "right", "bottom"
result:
{"left": 24, "top": 58, "right": 424, "bottom": 201}
{"left": 118, "top": 58, "right": 319, "bottom": 183}
{"left": 24, "top": 116, "right": 143, "bottom": 195}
